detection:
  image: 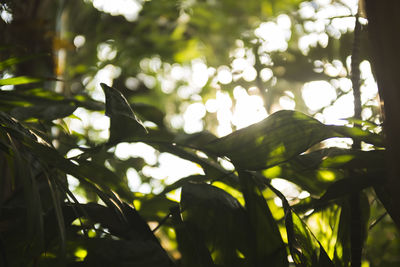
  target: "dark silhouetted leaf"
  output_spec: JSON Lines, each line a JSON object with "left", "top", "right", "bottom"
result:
{"left": 171, "top": 206, "right": 214, "bottom": 267}
{"left": 206, "top": 110, "right": 335, "bottom": 170}
{"left": 319, "top": 172, "right": 383, "bottom": 204}
{"left": 133, "top": 102, "right": 166, "bottom": 128}
{"left": 180, "top": 183, "right": 249, "bottom": 266}
{"left": 238, "top": 171, "right": 288, "bottom": 266}
{"left": 268, "top": 180, "right": 334, "bottom": 267}
{"left": 205, "top": 110, "right": 383, "bottom": 171}
{"left": 333, "top": 192, "right": 370, "bottom": 266}
{"left": 263, "top": 148, "right": 385, "bottom": 196}
{"left": 10, "top": 103, "right": 76, "bottom": 121}
{"left": 100, "top": 83, "right": 147, "bottom": 144}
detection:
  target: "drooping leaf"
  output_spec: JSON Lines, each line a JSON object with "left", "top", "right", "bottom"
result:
{"left": 100, "top": 83, "right": 147, "bottom": 144}
{"left": 171, "top": 206, "right": 215, "bottom": 267}
{"left": 180, "top": 183, "right": 249, "bottom": 266}
{"left": 238, "top": 171, "right": 288, "bottom": 266}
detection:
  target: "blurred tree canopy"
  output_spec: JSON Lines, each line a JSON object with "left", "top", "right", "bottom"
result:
{"left": 1, "top": 0, "right": 399, "bottom": 266}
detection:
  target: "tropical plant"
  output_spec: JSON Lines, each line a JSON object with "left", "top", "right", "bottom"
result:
{"left": 1, "top": 0, "right": 399, "bottom": 267}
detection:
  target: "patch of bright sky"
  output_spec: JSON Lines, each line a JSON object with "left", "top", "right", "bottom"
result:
{"left": 232, "top": 86, "right": 268, "bottom": 129}
{"left": 255, "top": 14, "right": 291, "bottom": 53}
{"left": 298, "top": 0, "right": 357, "bottom": 53}
{"left": 0, "top": 5, "right": 12, "bottom": 23}
{"left": 89, "top": 0, "right": 143, "bottom": 22}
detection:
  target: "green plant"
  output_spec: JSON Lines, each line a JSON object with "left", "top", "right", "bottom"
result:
{"left": 0, "top": 71, "right": 388, "bottom": 265}
{"left": 1, "top": 0, "right": 399, "bottom": 266}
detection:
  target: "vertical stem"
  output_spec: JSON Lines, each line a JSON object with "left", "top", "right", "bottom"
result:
{"left": 350, "top": 13, "right": 362, "bottom": 267}
{"left": 253, "top": 42, "right": 273, "bottom": 113}
{"left": 351, "top": 14, "right": 362, "bottom": 127}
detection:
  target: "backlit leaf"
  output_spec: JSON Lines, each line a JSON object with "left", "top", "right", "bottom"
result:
{"left": 206, "top": 110, "right": 334, "bottom": 170}
{"left": 238, "top": 171, "right": 288, "bottom": 266}
{"left": 100, "top": 83, "right": 147, "bottom": 144}
{"left": 180, "top": 183, "right": 249, "bottom": 266}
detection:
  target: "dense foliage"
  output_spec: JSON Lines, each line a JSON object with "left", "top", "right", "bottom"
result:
{"left": 1, "top": 0, "right": 399, "bottom": 266}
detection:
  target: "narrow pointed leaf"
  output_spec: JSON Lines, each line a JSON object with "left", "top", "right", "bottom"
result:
{"left": 100, "top": 83, "right": 147, "bottom": 144}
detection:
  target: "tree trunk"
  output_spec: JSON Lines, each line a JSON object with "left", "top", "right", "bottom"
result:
{"left": 365, "top": 0, "right": 400, "bottom": 229}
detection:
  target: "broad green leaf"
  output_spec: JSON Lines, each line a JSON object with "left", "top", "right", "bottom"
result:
{"left": 175, "top": 130, "right": 218, "bottom": 149}
{"left": 100, "top": 83, "right": 147, "bottom": 144}
{"left": 206, "top": 110, "right": 335, "bottom": 170}
{"left": 205, "top": 110, "right": 383, "bottom": 170}
{"left": 171, "top": 206, "right": 215, "bottom": 267}
{"left": 238, "top": 171, "right": 288, "bottom": 266}
{"left": 180, "top": 183, "right": 249, "bottom": 266}
{"left": 263, "top": 148, "right": 385, "bottom": 196}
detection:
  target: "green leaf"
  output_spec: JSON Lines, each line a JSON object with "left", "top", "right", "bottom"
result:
{"left": 319, "top": 172, "right": 383, "bottom": 204}
{"left": 171, "top": 206, "right": 215, "bottom": 267}
{"left": 0, "top": 54, "right": 47, "bottom": 71}
{"left": 333, "top": 192, "right": 370, "bottom": 267}
{"left": 268, "top": 181, "right": 334, "bottom": 267}
{"left": 133, "top": 102, "right": 166, "bottom": 128}
{"left": 206, "top": 110, "right": 334, "bottom": 170}
{"left": 0, "top": 76, "right": 42, "bottom": 85}
{"left": 180, "top": 183, "right": 249, "bottom": 266}
{"left": 10, "top": 103, "right": 77, "bottom": 121}
{"left": 263, "top": 148, "right": 385, "bottom": 196}
{"left": 175, "top": 131, "right": 218, "bottom": 149}
{"left": 330, "top": 125, "right": 383, "bottom": 147}
{"left": 100, "top": 83, "right": 147, "bottom": 144}
{"left": 160, "top": 174, "right": 210, "bottom": 195}
{"left": 238, "top": 171, "right": 288, "bottom": 266}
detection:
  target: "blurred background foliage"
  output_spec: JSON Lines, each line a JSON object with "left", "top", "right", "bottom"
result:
{"left": 0, "top": 0, "right": 399, "bottom": 266}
